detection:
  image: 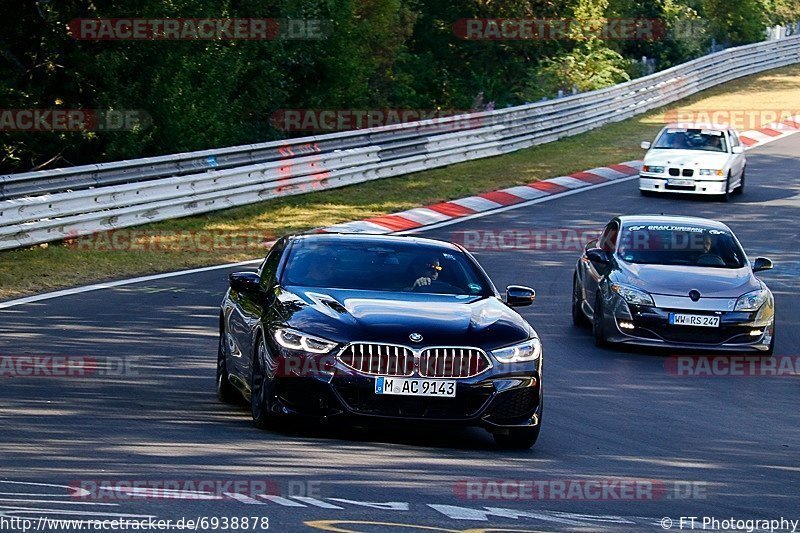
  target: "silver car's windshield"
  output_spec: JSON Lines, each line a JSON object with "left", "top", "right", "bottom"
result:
{"left": 617, "top": 224, "right": 745, "bottom": 268}
{"left": 652, "top": 128, "right": 728, "bottom": 153}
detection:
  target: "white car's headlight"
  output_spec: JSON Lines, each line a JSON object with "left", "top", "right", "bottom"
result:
{"left": 273, "top": 328, "right": 337, "bottom": 353}
{"left": 492, "top": 338, "right": 542, "bottom": 363}
{"left": 612, "top": 283, "right": 655, "bottom": 306}
{"left": 735, "top": 289, "right": 769, "bottom": 312}
{"left": 641, "top": 165, "right": 664, "bottom": 173}
{"left": 699, "top": 169, "right": 724, "bottom": 176}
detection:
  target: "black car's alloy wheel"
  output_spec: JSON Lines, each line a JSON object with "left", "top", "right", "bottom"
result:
{"left": 217, "top": 333, "right": 240, "bottom": 404}
{"left": 250, "top": 336, "right": 273, "bottom": 429}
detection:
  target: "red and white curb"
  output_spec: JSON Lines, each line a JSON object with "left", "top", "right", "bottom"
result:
{"left": 322, "top": 161, "right": 643, "bottom": 234}
{"left": 321, "top": 117, "right": 800, "bottom": 235}
{"left": 738, "top": 114, "right": 800, "bottom": 147}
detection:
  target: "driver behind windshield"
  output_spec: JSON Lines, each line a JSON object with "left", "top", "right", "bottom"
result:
{"left": 407, "top": 256, "right": 443, "bottom": 290}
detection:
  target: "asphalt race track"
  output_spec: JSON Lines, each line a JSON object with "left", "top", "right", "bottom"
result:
{"left": 1, "top": 135, "right": 798, "bottom": 532}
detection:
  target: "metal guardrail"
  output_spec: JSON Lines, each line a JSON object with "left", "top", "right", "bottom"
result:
{"left": 1, "top": 35, "right": 798, "bottom": 251}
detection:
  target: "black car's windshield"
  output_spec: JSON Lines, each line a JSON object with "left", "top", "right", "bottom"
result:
{"left": 617, "top": 224, "right": 745, "bottom": 268}
{"left": 281, "top": 239, "right": 491, "bottom": 295}
{"left": 652, "top": 128, "right": 728, "bottom": 152}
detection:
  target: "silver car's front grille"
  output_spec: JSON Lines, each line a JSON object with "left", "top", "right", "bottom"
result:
{"left": 337, "top": 343, "right": 491, "bottom": 378}
{"left": 338, "top": 343, "right": 415, "bottom": 376}
{"left": 419, "top": 347, "right": 490, "bottom": 378}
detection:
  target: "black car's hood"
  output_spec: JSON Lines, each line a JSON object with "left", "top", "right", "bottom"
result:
{"left": 612, "top": 261, "right": 759, "bottom": 298}
{"left": 276, "top": 286, "right": 532, "bottom": 350}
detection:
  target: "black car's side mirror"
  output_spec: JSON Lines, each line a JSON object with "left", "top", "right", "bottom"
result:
{"left": 752, "top": 257, "right": 773, "bottom": 272}
{"left": 229, "top": 272, "right": 262, "bottom": 293}
{"left": 586, "top": 248, "right": 611, "bottom": 265}
{"left": 505, "top": 285, "right": 535, "bottom": 307}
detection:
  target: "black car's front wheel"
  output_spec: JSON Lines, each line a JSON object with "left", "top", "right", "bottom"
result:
{"left": 217, "top": 333, "right": 240, "bottom": 404}
{"left": 494, "top": 425, "right": 540, "bottom": 449}
{"left": 250, "top": 335, "right": 273, "bottom": 429}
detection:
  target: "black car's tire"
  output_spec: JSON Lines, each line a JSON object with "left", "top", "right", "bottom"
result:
{"left": 216, "top": 333, "right": 240, "bottom": 404}
{"left": 572, "top": 274, "right": 589, "bottom": 327}
{"left": 250, "top": 335, "right": 273, "bottom": 429}
{"left": 720, "top": 174, "right": 731, "bottom": 202}
{"left": 494, "top": 426, "right": 540, "bottom": 449}
{"left": 592, "top": 294, "right": 609, "bottom": 348}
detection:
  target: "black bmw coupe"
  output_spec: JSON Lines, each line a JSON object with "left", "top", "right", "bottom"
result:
{"left": 217, "top": 233, "right": 543, "bottom": 448}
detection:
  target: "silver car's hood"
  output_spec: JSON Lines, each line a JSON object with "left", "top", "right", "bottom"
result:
{"left": 613, "top": 261, "right": 759, "bottom": 298}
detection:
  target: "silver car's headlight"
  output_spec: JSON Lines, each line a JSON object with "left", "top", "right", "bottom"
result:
{"left": 273, "top": 328, "right": 337, "bottom": 353}
{"left": 699, "top": 169, "right": 724, "bottom": 176}
{"left": 735, "top": 289, "right": 769, "bottom": 311}
{"left": 612, "top": 283, "right": 655, "bottom": 306}
{"left": 492, "top": 337, "right": 542, "bottom": 363}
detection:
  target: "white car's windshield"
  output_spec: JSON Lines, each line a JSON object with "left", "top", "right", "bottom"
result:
{"left": 652, "top": 128, "right": 728, "bottom": 153}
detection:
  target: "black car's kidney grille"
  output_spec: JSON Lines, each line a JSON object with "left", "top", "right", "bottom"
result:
{"left": 338, "top": 343, "right": 415, "bottom": 376}
{"left": 419, "top": 348, "right": 490, "bottom": 378}
{"left": 338, "top": 344, "right": 491, "bottom": 378}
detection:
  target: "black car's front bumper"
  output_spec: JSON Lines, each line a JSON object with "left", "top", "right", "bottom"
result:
{"left": 265, "top": 360, "right": 542, "bottom": 431}
{"left": 600, "top": 298, "right": 774, "bottom": 352}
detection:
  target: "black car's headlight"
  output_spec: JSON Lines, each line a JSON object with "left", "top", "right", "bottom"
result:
{"left": 273, "top": 328, "right": 337, "bottom": 354}
{"left": 734, "top": 289, "right": 769, "bottom": 312}
{"left": 611, "top": 283, "right": 655, "bottom": 306}
{"left": 491, "top": 337, "right": 542, "bottom": 363}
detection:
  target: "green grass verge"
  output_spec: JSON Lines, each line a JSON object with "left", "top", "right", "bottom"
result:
{"left": 2, "top": 64, "right": 799, "bottom": 300}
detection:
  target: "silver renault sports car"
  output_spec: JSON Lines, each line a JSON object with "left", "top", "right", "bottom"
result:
{"left": 573, "top": 215, "right": 775, "bottom": 353}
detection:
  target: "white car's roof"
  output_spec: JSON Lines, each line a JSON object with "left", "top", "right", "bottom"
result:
{"left": 663, "top": 122, "right": 733, "bottom": 132}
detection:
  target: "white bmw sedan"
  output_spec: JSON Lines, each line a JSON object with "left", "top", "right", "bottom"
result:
{"left": 639, "top": 124, "right": 746, "bottom": 201}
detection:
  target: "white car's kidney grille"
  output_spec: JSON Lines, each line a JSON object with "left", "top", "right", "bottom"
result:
{"left": 338, "top": 344, "right": 491, "bottom": 378}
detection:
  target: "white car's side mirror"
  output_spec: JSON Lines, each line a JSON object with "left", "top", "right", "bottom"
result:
{"left": 640, "top": 141, "right": 651, "bottom": 150}
{"left": 732, "top": 146, "right": 744, "bottom": 154}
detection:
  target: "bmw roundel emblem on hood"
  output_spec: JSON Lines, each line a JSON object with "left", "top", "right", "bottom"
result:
{"left": 409, "top": 332, "right": 423, "bottom": 343}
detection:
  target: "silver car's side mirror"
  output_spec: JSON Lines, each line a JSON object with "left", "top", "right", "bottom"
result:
{"left": 732, "top": 146, "right": 744, "bottom": 154}
{"left": 640, "top": 141, "right": 651, "bottom": 150}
